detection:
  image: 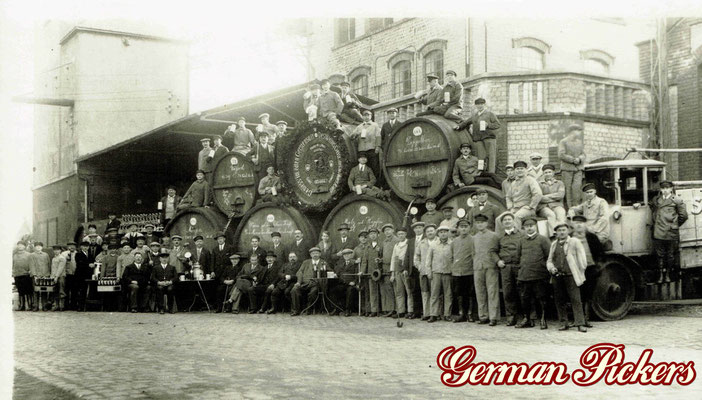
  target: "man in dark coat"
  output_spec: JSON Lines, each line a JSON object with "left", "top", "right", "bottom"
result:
{"left": 251, "top": 134, "right": 276, "bottom": 181}
{"left": 122, "top": 252, "right": 152, "bottom": 313}
{"left": 216, "top": 253, "right": 242, "bottom": 313}
{"left": 269, "top": 251, "right": 301, "bottom": 314}
{"left": 228, "top": 254, "right": 267, "bottom": 313}
{"left": 289, "top": 230, "right": 309, "bottom": 262}
{"left": 74, "top": 242, "right": 93, "bottom": 311}
{"left": 190, "top": 235, "right": 213, "bottom": 275}
{"left": 330, "top": 248, "right": 361, "bottom": 316}
{"left": 338, "top": 81, "right": 364, "bottom": 123}
{"left": 104, "top": 213, "right": 121, "bottom": 236}
{"left": 516, "top": 217, "right": 552, "bottom": 329}
{"left": 331, "top": 223, "right": 357, "bottom": 265}
{"left": 649, "top": 180, "right": 688, "bottom": 283}
{"left": 151, "top": 253, "right": 177, "bottom": 314}
{"left": 211, "top": 231, "right": 234, "bottom": 278}
{"left": 253, "top": 251, "right": 281, "bottom": 313}
{"left": 467, "top": 188, "right": 499, "bottom": 232}
{"left": 269, "top": 232, "right": 287, "bottom": 261}
{"left": 290, "top": 247, "right": 326, "bottom": 316}
{"left": 159, "top": 187, "right": 182, "bottom": 226}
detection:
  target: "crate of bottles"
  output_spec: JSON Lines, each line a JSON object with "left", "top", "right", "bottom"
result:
{"left": 97, "top": 278, "right": 121, "bottom": 292}
{"left": 33, "top": 276, "right": 54, "bottom": 292}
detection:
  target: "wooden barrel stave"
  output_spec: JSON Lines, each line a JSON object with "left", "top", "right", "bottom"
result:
{"left": 321, "top": 194, "right": 406, "bottom": 244}
{"left": 164, "top": 207, "right": 228, "bottom": 249}
{"left": 211, "top": 152, "right": 258, "bottom": 218}
{"left": 383, "top": 115, "right": 471, "bottom": 204}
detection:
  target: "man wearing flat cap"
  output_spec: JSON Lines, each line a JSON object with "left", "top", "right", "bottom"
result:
{"left": 143, "top": 224, "right": 160, "bottom": 248}
{"left": 570, "top": 214, "right": 603, "bottom": 328}
{"left": 414, "top": 224, "right": 438, "bottom": 319}
{"left": 276, "top": 121, "right": 288, "bottom": 137}
{"left": 390, "top": 227, "right": 415, "bottom": 319}
{"left": 538, "top": 164, "right": 567, "bottom": 235}
{"left": 257, "top": 113, "right": 280, "bottom": 144}
{"left": 568, "top": 183, "right": 609, "bottom": 244}
{"left": 504, "top": 160, "right": 543, "bottom": 228}
{"left": 418, "top": 70, "right": 463, "bottom": 122}
{"left": 455, "top": 97, "right": 501, "bottom": 173}
{"left": 331, "top": 248, "right": 361, "bottom": 316}
{"left": 439, "top": 206, "right": 459, "bottom": 230}
{"left": 338, "top": 81, "right": 365, "bottom": 123}
{"left": 50, "top": 245, "right": 67, "bottom": 311}
{"left": 217, "top": 253, "right": 242, "bottom": 313}
{"left": 348, "top": 154, "right": 388, "bottom": 200}
{"left": 451, "top": 219, "right": 476, "bottom": 322}
{"left": 210, "top": 134, "right": 229, "bottom": 163}
{"left": 496, "top": 212, "right": 525, "bottom": 326}
{"left": 547, "top": 222, "right": 588, "bottom": 332}
{"left": 180, "top": 170, "right": 213, "bottom": 209}
{"left": 427, "top": 225, "right": 453, "bottom": 322}
{"left": 303, "top": 83, "right": 322, "bottom": 121}
{"left": 453, "top": 143, "right": 480, "bottom": 189}
{"left": 225, "top": 117, "right": 257, "bottom": 156}
{"left": 527, "top": 153, "right": 545, "bottom": 182}
{"left": 168, "top": 235, "right": 188, "bottom": 274}
{"left": 348, "top": 110, "right": 382, "bottom": 179}
{"left": 251, "top": 133, "right": 276, "bottom": 182}
{"left": 472, "top": 213, "right": 501, "bottom": 325}
{"left": 331, "top": 223, "right": 357, "bottom": 264}
{"left": 501, "top": 164, "right": 515, "bottom": 198}
{"left": 379, "top": 224, "right": 399, "bottom": 317}
{"left": 558, "top": 124, "right": 586, "bottom": 207}
{"left": 467, "top": 188, "right": 499, "bottom": 232}
{"left": 416, "top": 74, "right": 444, "bottom": 115}
{"left": 197, "top": 138, "right": 216, "bottom": 184}
{"left": 515, "top": 217, "right": 552, "bottom": 329}
{"left": 290, "top": 247, "right": 326, "bottom": 315}
{"left": 649, "top": 180, "right": 688, "bottom": 283}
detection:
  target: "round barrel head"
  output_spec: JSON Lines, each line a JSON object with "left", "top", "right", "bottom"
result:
{"left": 212, "top": 152, "right": 256, "bottom": 216}
{"left": 234, "top": 204, "right": 316, "bottom": 255}
{"left": 165, "top": 208, "right": 227, "bottom": 249}
{"left": 322, "top": 195, "right": 405, "bottom": 244}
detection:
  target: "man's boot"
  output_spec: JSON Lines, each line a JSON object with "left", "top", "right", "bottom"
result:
{"left": 664, "top": 269, "right": 672, "bottom": 283}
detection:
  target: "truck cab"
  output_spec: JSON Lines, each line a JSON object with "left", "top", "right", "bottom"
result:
{"left": 584, "top": 159, "right": 667, "bottom": 256}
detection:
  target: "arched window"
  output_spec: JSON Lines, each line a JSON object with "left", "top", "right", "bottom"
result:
{"left": 392, "top": 60, "right": 412, "bottom": 98}
{"left": 424, "top": 50, "right": 444, "bottom": 83}
{"left": 583, "top": 59, "right": 609, "bottom": 74}
{"left": 515, "top": 47, "right": 545, "bottom": 71}
{"left": 580, "top": 49, "right": 614, "bottom": 75}
{"left": 352, "top": 74, "right": 368, "bottom": 97}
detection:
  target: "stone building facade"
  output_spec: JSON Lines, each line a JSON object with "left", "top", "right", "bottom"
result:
{"left": 637, "top": 18, "right": 702, "bottom": 181}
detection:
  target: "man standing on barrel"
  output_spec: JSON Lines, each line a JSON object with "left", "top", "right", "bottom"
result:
{"left": 454, "top": 98, "right": 501, "bottom": 174}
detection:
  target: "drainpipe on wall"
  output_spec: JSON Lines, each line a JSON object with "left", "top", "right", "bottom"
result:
{"left": 77, "top": 173, "right": 89, "bottom": 223}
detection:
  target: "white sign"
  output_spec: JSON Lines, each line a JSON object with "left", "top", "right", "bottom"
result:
{"left": 479, "top": 120, "right": 486, "bottom": 131}
{"left": 266, "top": 214, "right": 275, "bottom": 223}
{"left": 230, "top": 157, "right": 238, "bottom": 165}
{"left": 359, "top": 205, "right": 368, "bottom": 215}
{"left": 189, "top": 217, "right": 197, "bottom": 226}
{"left": 412, "top": 126, "right": 422, "bottom": 136}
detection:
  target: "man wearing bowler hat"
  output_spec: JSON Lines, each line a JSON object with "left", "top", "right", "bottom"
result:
{"left": 559, "top": 124, "right": 586, "bottom": 207}
{"left": 467, "top": 188, "right": 499, "bottom": 232}
{"left": 452, "top": 142, "right": 480, "bottom": 188}
{"left": 332, "top": 223, "right": 357, "bottom": 264}
{"left": 151, "top": 252, "right": 177, "bottom": 314}
{"left": 254, "top": 251, "right": 281, "bottom": 313}
{"left": 290, "top": 247, "right": 326, "bottom": 316}
{"left": 338, "top": 81, "right": 364, "bottom": 123}
{"left": 212, "top": 231, "right": 234, "bottom": 278}
{"left": 455, "top": 98, "right": 501, "bottom": 174}
{"left": 649, "top": 180, "right": 688, "bottom": 283}
{"left": 269, "top": 231, "right": 287, "bottom": 262}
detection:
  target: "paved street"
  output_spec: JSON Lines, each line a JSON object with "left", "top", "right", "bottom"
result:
{"left": 13, "top": 306, "right": 702, "bottom": 399}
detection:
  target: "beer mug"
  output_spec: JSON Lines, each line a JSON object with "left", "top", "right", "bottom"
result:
{"left": 271, "top": 186, "right": 277, "bottom": 196}
{"left": 208, "top": 149, "right": 216, "bottom": 158}
{"left": 479, "top": 120, "right": 487, "bottom": 131}
{"left": 444, "top": 92, "right": 450, "bottom": 103}
{"left": 355, "top": 185, "right": 363, "bottom": 195}
{"left": 157, "top": 201, "right": 163, "bottom": 210}
{"left": 205, "top": 274, "right": 211, "bottom": 280}
{"left": 478, "top": 160, "right": 485, "bottom": 171}
{"left": 361, "top": 128, "right": 367, "bottom": 139}
{"left": 179, "top": 275, "right": 185, "bottom": 282}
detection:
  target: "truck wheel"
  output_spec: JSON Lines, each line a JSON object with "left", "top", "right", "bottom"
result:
{"left": 590, "top": 258, "right": 635, "bottom": 321}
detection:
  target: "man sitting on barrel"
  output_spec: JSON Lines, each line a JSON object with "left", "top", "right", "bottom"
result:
{"left": 258, "top": 166, "right": 283, "bottom": 204}
{"left": 417, "top": 71, "right": 464, "bottom": 122}
{"left": 179, "top": 170, "right": 212, "bottom": 210}
{"left": 338, "top": 81, "right": 364, "bottom": 124}
{"left": 151, "top": 252, "right": 177, "bottom": 314}
{"left": 452, "top": 142, "right": 480, "bottom": 190}
{"left": 347, "top": 154, "right": 388, "bottom": 200}
{"left": 348, "top": 110, "right": 382, "bottom": 177}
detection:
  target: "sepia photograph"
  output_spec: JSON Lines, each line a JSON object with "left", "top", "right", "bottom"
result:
{"left": 2, "top": 0, "right": 702, "bottom": 398}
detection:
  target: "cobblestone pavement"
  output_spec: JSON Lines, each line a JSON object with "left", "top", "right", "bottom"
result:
{"left": 13, "top": 306, "right": 702, "bottom": 399}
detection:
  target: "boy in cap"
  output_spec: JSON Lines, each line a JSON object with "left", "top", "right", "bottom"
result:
{"left": 547, "top": 223, "right": 588, "bottom": 332}
{"left": 319, "top": 79, "right": 344, "bottom": 121}
{"left": 290, "top": 247, "right": 326, "bottom": 315}
{"left": 452, "top": 143, "right": 480, "bottom": 188}
{"left": 420, "top": 199, "right": 444, "bottom": 227}
{"left": 379, "top": 224, "right": 399, "bottom": 317}
{"left": 303, "top": 83, "right": 322, "bottom": 120}
{"left": 414, "top": 224, "right": 438, "bottom": 320}
{"left": 527, "top": 153, "right": 545, "bottom": 182}
{"left": 537, "top": 164, "right": 567, "bottom": 236}
{"left": 455, "top": 98, "right": 501, "bottom": 173}
{"left": 504, "top": 160, "right": 542, "bottom": 227}
{"left": 649, "top": 180, "right": 688, "bottom": 283}
{"left": 339, "top": 81, "right": 364, "bottom": 123}
{"left": 50, "top": 245, "right": 67, "bottom": 311}
{"left": 151, "top": 252, "right": 178, "bottom": 314}
{"left": 439, "top": 206, "right": 459, "bottom": 230}
{"left": 497, "top": 213, "right": 525, "bottom": 326}
{"left": 567, "top": 183, "right": 610, "bottom": 244}
{"left": 180, "top": 170, "right": 213, "bottom": 209}
{"left": 225, "top": 117, "right": 257, "bottom": 155}
{"left": 472, "top": 214, "right": 500, "bottom": 325}
{"left": 348, "top": 154, "right": 388, "bottom": 200}
{"left": 427, "top": 225, "right": 453, "bottom": 322}
{"left": 451, "top": 219, "right": 476, "bottom": 322}
{"left": 516, "top": 217, "right": 552, "bottom": 329}
{"left": 390, "top": 227, "right": 414, "bottom": 319}
{"left": 558, "top": 124, "right": 586, "bottom": 207}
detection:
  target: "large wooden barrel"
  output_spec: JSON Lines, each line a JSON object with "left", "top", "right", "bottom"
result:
{"left": 383, "top": 115, "right": 471, "bottom": 203}
{"left": 211, "top": 152, "right": 257, "bottom": 218}
{"left": 321, "top": 194, "right": 406, "bottom": 243}
{"left": 436, "top": 185, "right": 507, "bottom": 219}
{"left": 232, "top": 202, "right": 318, "bottom": 257}
{"left": 164, "top": 207, "right": 228, "bottom": 249}
{"left": 276, "top": 119, "right": 356, "bottom": 214}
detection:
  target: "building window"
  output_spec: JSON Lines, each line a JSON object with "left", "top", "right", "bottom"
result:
{"left": 352, "top": 74, "right": 369, "bottom": 97}
{"left": 583, "top": 59, "right": 609, "bottom": 74}
{"left": 424, "top": 50, "right": 444, "bottom": 83}
{"left": 334, "top": 18, "right": 356, "bottom": 46}
{"left": 392, "top": 61, "right": 412, "bottom": 98}
{"left": 508, "top": 81, "right": 544, "bottom": 114}
{"left": 366, "top": 18, "right": 394, "bottom": 34}
{"left": 515, "top": 47, "right": 545, "bottom": 71}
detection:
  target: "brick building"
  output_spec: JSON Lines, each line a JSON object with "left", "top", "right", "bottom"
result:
{"left": 304, "top": 18, "right": 652, "bottom": 171}
{"left": 637, "top": 18, "right": 702, "bottom": 181}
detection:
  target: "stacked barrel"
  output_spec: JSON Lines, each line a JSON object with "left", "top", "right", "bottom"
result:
{"left": 165, "top": 116, "right": 505, "bottom": 248}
